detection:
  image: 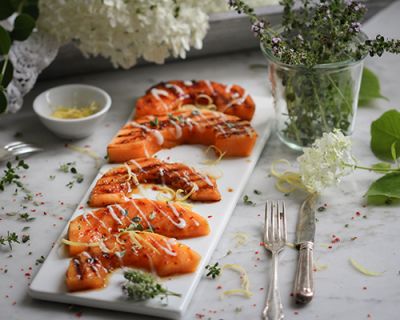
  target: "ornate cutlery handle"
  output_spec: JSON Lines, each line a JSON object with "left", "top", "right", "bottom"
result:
{"left": 263, "top": 252, "right": 284, "bottom": 320}
{"left": 294, "top": 241, "right": 314, "bottom": 304}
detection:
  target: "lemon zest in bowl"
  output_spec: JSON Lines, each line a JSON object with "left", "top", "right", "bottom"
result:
{"left": 52, "top": 102, "right": 99, "bottom": 119}
{"left": 349, "top": 258, "right": 383, "bottom": 276}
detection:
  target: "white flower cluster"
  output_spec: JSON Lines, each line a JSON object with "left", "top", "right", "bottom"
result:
{"left": 37, "top": 0, "right": 278, "bottom": 69}
{"left": 297, "top": 130, "right": 356, "bottom": 194}
{"left": 38, "top": 0, "right": 210, "bottom": 68}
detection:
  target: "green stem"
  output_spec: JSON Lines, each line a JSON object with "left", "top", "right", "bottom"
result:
{"left": 344, "top": 163, "right": 400, "bottom": 172}
{"left": 327, "top": 74, "right": 353, "bottom": 114}
{"left": 1, "top": 55, "right": 8, "bottom": 80}
{"left": 311, "top": 78, "right": 330, "bottom": 131}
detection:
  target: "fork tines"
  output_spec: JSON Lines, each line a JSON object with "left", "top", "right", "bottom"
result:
{"left": 264, "top": 200, "right": 287, "bottom": 245}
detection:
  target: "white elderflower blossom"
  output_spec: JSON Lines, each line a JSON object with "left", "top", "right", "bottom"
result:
{"left": 37, "top": 0, "right": 278, "bottom": 69}
{"left": 37, "top": 0, "right": 210, "bottom": 68}
{"left": 297, "top": 130, "right": 356, "bottom": 193}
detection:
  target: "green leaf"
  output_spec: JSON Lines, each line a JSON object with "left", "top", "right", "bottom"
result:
{"left": 22, "top": 1, "right": 39, "bottom": 20}
{"left": 0, "top": 90, "right": 7, "bottom": 113}
{"left": 358, "top": 67, "right": 388, "bottom": 107}
{"left": 0, "top": 0, "right": 14, "bottom": 20}
{"left": 366, "top": 172, "right": 400, "bottom": 205}
{"left": 370, "top": 162, "right": 392, "bottom": 173}
{"left": 370, "top": 109, "right": 400, "bottom": 161}
{"left": 0, "top": 60, "right": 13, "bottom": 87}
{"left": 0, "top": 26, "right": 11, "bottom": 54}
{"left": 11, "top": 13, "right": 35, "bottom": 41}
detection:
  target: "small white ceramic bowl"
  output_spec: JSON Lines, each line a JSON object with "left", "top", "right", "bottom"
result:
{"left": 33, "top": 84, "right": 112, "bottom": 139}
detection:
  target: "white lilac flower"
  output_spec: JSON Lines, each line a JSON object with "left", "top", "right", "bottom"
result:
{"left": 37, "top": 0, "right": 279, "bottom": 69}
{"left": 297, "top": 130, "right": 356, "bottom": 194}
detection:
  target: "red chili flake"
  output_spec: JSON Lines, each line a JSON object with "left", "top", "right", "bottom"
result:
{"left": 216, "top": 285, "right": 222, "bottom": 290}
{"left": 40, "top": 202, "right": 45, "bottom": 205}
{"left": 255, "top": 251, "right": 259, "bottom": 254}
{"left": 259, "top": 242, "right": 265, "bottom": 246}
{"left": 351, "top": 217, "right": 354, "bottom": 220}
{"left": 75, "top": 311, "right": 83, "bottom": 318}
{"left": 43, "top": 212, "right": 47, "bottom": 215}
{"left": 259, "top": 287, "right": 264, "bottom": 291}
{"left": 356, "top": 211, "right": 361, "bottom": 216}
{"left": 252, "top": 304, "right": 257, "bottom": 307}
{"left": 60, "top": 202, "right": 64, "bottom": 205}
{"left": 28, "top": 267, "right": 32, "bottom": 270}
{"left": 79, "top": 206, "right": 84, "bottom": 210}
{"left": 363, "top": 286, "right": 367, "bottom": 290}
{"left": 294, "top": 311, "right": 299, "bottom": 315}
{"left": 207, "top": 215, "right": 213, "bottom": 219}
{"left": 25, "top": 272, "right": 31, "bottom": 277}
{"left": 31, "top": 209, "right": 36, "bottom": 212}
{"left": 195, "top": 313, "right": 205, "bottom": 319}
{"left": 12, "top": 301, "right": 16, "bottom": 305}
{"left": 328, "top": 245, "right": 332, "bottom": 249}
{"left": 324, "top": 203, "right": 328, "bottom": 207}
{"left": 59, "top": 217, "right": 64, "bottom": 221}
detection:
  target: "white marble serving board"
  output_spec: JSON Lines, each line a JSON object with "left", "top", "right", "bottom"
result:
{"left": 28, "top": 96, "right": 274, "bottom": 319}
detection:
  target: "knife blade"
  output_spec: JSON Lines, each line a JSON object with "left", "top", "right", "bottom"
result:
{"left": 293, "top": 194, "right": 317, "bottom": 304}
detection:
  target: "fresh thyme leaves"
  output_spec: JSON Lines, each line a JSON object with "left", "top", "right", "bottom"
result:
{"left": 0, "top": 159, "right": 29, "bottom": 193}
{"left": 49, "top": 175, "right": 56, "bottom": 180}
{"left": 205, "top": 262, "right": 221, "bottom": 279}
{"left": 18, "top": 213, "right": 36, "bottom": 222}
{"left": 35, "top": 255, "right": 45, "bottom": 265}
{"left": 243, "top": 195, "right": 255, "bottom": 206}
{"left": 253, "top": 189, "right": 261, "bottom": 195}
{"left": 122, "top": 269, "right": 181, "bottom": 301}
{"left": 149, "top": 117, "right": 159, "bottom": 127}
{"left": 0, "top": 231, "right": 20, "bottom": 250}
{"left": 59, "top": 162, "right": 84, "bottom": 188}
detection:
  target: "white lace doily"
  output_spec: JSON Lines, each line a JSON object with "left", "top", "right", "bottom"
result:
{"left": 3, "top": 25, "right": 59, "bottom": 113}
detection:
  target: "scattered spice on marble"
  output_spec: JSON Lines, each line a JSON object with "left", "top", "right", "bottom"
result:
{"left": 351, "top": 236, "right": 358, "bottom": 241}
{"left": 227, "top": 187, "right": 233, "bottom": 192}
{"left": 253, "top": 189, "right": 261, "bottom": 195}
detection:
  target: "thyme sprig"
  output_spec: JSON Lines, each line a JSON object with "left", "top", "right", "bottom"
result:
{"left": 205, "top": 262, "right": 221, "bottom": 279}
{"left": 122, "top": 270, "right": 181, "bottom": 301}
{"left": 59, "top": 162, "right": 84, "bottom": 188}
{"left": 229, "top": 0, "right": 400, "bottom": 66}
{"left": 0, "top": 231, "right": 20, "bottom": 250}
{"left": 0, "top": 159, "right": 30, "bottom": 194}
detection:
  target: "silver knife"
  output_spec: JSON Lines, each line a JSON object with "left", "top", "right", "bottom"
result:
{"left": 294, "top": 194, "right": 317, "bottom": 304}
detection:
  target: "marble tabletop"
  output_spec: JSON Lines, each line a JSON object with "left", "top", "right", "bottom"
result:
{"left": 1, "top": 2, "right": 400, "bottom": 320}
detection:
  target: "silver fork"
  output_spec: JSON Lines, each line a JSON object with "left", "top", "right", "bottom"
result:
{"left": 0, "top": 141, "right": 43, "bottom": 162}
{"left": 262, "top": 200, "right": 287, "bottom": 320}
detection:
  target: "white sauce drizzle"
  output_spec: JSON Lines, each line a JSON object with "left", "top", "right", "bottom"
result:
{"left": 107, "top": 205, "right": 124, "bottom": 225}
{"left": 169, "top": 119, "right": 183, "bottom": 138}
{"left": 225, "top": 84, "right": 233, "bottom": 93}
{"left": 204, "top": 80, "right": 215, "bottom": 95}
{"left": 130, "top": 200, "right": 153, "bottom": 232}
{"left": 129, "top": 159, "right": 145, "bottom": 172}
{"left": 150, "top": 88, "right": 170, "bottom": 111}
{"left": 184, "top": 80, "right": 193, "bottom": 86}
{"left": 165, "top": 83, "right": 185, "bottom": 97}
{"left": 130, "top": 122, "right": 164, "bottom": 145}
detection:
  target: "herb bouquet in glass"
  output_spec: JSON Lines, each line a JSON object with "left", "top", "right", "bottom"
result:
{"left": 230, "top": 0, "right": 400, "bottom": 150}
